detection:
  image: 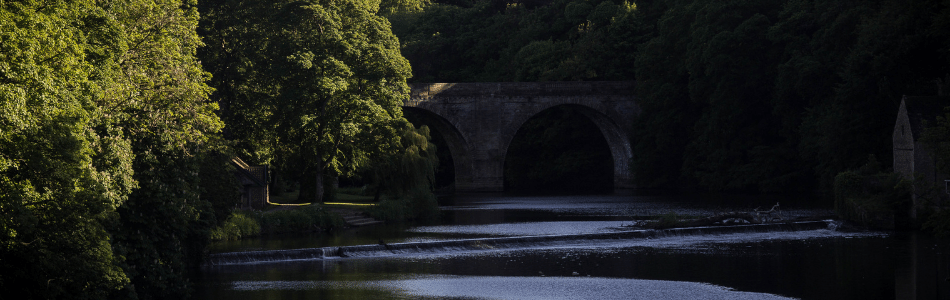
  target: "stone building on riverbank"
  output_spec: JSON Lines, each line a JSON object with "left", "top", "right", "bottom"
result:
{"left": 893, "top": 95, "right": 949, "bottom": 220}
{"left": 231, "top": 157, "right": 269, "bottom": 209}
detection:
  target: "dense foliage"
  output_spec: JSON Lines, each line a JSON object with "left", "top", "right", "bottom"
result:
{"left": 365, "top": 124, "right": 439, "bottom": 200}
{"left": 390, "top": 0, "right": 950, "bottom": 194}
{"left": 833, "top": 157, "right": 911, "bottom": 228}
{"left": 4, "top": 0, "right": 950, "bottom": 296}
{"left": 391, "top": 0, "right": 645, "bottom": 82}
{"left": 923, "top": 108, "right": 950, "bottom": 177}
{"left": 921, "top": 108, "right": 950, "bottom": 235}
{"left": 1, "top": 0, "right": 234, "bottom": 298}
{"left": 198, "top": 0, "right": 425, "bottom": 203}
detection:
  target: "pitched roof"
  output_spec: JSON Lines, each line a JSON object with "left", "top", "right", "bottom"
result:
{"left": 231, "top": 157, "right": 267, "bottom": 187}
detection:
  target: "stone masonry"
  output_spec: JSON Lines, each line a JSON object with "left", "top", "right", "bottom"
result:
{"left": 404, "top": 81, "right": 640, "bottom": 192}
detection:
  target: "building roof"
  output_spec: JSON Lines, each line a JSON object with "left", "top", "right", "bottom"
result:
{"left": 902, "top": 96, "right": 950, "bottom": 140}
{"left": 231, "top": 157, "right": 267, "bottom": 187}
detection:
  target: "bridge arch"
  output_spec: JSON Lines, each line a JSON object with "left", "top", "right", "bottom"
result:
{"left": 402, "top": 107, "right": 476, "bottom": 191}
{"left": 499, "top": 103, "right": 634, "bottom": 190}
{"left": 404, "top": 81, "right": 639, "bottom": 192}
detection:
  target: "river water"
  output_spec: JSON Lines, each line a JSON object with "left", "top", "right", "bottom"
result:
{"left": 197, "top": 193, "right": 950, "bottom": 299}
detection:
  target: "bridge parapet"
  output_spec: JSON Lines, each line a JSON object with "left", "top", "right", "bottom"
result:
{"left": 409, "top": 81, "right": 635, "bottom": 101}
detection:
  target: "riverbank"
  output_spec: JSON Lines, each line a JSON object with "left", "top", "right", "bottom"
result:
{"left": 210, "top": 189, "right": 440, "bottom": 241}
{"left": 197, "top": 193, "right": 949, "bottom": 300}
{"left": 206, "top": 220, "right": 836, "bottom": 265}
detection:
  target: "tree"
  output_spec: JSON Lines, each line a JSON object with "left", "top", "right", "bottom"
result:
{"left": 631, "top": 0, "right": 699, "bottom": 188}
{"left": 921, "top": 107, "right": 950, "bottom": 236}
{"left": 923, "top": 108, "right": 950, "bottom": 175}
{"left": 678, "top": 0, "right": 789, "bottom": 192}
{"left": 0, "top": 1, "right": 136, "bottom": 298}
{"left": 91, "top": 0, "right": 227, "bottom": 297}
{"left": 200, "top": 0, "right": 413, "bottom": 203}
{"left": 1, "top": 0, "right": 230, "bottom": 298}
{"left": 366, "top": 123, "right": 439, "bottom": 201}
{"left": 393, "top": 0, "right": 647, "bottom": 82}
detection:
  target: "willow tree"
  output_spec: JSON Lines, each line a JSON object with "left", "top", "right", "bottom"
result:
{"left": 201, "top": 0, "right": 413, "bottom": 202}
{"left": 366, "top": 124, "right": 438, "bottom": 201}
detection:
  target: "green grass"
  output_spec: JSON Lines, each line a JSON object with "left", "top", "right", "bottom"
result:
{"left": 270, "top": 187, "right": 376, "bottom": 205}
{"left": 268, "top": 190, "right": 301, "bottom": 204}
{"left": 335, "top": 193, "right": 375, "bottom": 202}
{"left": 208, "top": 187, "right": 432, "bottom": 241}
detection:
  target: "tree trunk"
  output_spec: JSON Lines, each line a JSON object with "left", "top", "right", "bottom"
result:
{"left": 314, "top": 162, "right": 324, "bottom": 203}
{"left": 374, "top": 183, "right": 383, "bottom": 202}
{"left": 296, "top": 162, "right": 325, "bottom": 203}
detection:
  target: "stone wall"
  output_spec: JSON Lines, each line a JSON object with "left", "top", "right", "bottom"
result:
{"left": 893, "top": 99, "right": 916, "bottom": 179}
{"left": 405, "top": 81, "right": 639, "bottom": 192}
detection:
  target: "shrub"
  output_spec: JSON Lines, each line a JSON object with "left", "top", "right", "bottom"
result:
{"left": 366, "top": 198, "right": 409, "bottom": 222}
{"left": 833, "top": 158, "right": 911, "bottom": 229}
{"left": 366, "top": 189, "right": 440, "bottom": 223}
{"left": 210, "top": 211, "right": 261, "bottom": 241}
{"left": 259, "top": 205, "right": 343, "bottom": 234}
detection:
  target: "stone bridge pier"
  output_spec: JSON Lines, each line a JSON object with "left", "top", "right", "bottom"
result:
{"left": 404, "top": 81, "right": 639, "bottom": 192}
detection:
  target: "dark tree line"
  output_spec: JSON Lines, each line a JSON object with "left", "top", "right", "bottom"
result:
{"left": 389, "top": 0, "right": 950, "bottom": 194}
{"left": 1, "top": 0, "right": 238, "bottom": 298}
{"left": 2, "top": 0, "right": 433, "bottom": 298}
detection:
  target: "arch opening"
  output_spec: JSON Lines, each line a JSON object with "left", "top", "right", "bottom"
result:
{"left": 402, "top": 107, "right": 472, "bottom": 191}
{"left": 504, "top": 105, "right": 615, "bottom": 194}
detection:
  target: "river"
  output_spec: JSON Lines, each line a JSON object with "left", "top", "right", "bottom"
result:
{"left": 197, "top": 193, "right": 950, "bottom": 299}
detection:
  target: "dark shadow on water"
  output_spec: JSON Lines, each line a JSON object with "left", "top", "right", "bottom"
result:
{"left": 197, "top": 231, "right": 950, "bottom": 300}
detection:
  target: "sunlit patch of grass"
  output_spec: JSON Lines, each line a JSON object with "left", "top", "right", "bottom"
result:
{"left": 268, "top": 201, "right": 311, "bottom": 206}
{"left": 323, "top": 202, "right": 376, "bottom": 206}
{"left": 265, "top": 190, "right": 375, "bottom": 206}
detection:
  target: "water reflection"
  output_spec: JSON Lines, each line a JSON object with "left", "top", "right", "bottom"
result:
{"left": 230, "top": 276, "right": 797, "bottom": 300}
{"left": 209, "top": 193, "right": 835, "bottom": 253}
{"left": 893, "top": 232, "right": 950, "bottom": 299}
{"left": 199, "top": 194, "right": 949, "bottom": 299}
{"left": 198, "top": 231, "right": 950, "bottom": 299}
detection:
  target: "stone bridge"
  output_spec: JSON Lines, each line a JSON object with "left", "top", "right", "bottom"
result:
{"left": 404, "top": 81, "right": 639, "bottom": 192}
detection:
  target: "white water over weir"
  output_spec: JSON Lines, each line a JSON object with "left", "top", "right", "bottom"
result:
{"left": 205, "top": 221, "right": 834, "bottom": 266}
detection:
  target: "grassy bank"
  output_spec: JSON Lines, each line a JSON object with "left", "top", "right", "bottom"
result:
{"left": 210, "top": 205, "right": 344, "bottom": 241}
{"left": 210, "top": 189, "right": 440, "bottom": 241}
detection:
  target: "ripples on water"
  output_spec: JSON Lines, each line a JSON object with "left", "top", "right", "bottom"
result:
{"left": 199, "top": 194, "right": 950, "bottom": 300}
{"left": 231, "top": 276, "right": 798, "bottom": 300}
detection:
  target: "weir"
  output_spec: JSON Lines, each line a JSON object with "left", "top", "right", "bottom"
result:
{"left": 205, "top": 221, "right": 833, "bottom": 266}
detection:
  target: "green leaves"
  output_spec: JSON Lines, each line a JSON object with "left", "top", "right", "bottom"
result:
{"left": 200, "top": 0, "right": 413, "bottom": 202}
{"left": 366, "top": 123, "right": 439, "bottom": 199}
{"left": 2, "top": 0, "right": 229, "bottom": 298}
{"left": 0, "top": 0, "right": 135, "bottom": 297}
